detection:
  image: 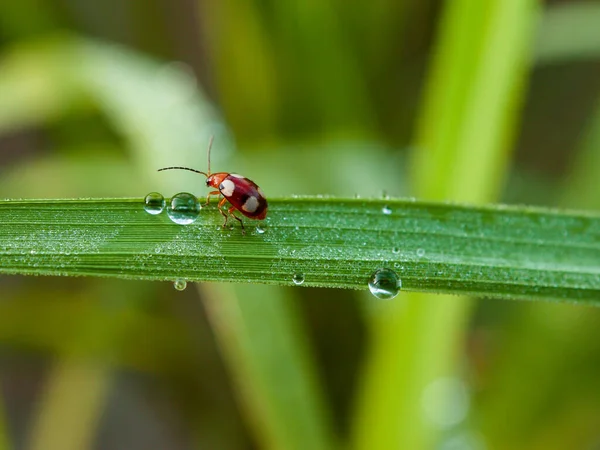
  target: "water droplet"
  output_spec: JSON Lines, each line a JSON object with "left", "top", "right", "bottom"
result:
{"left": 167, "top": 193, "right": 201, "bottom": 225}
{"left": 368, "top": 268, "right": 401, "bottom": 300}
{"left": 144, "top": 192, "right": 166, "bottom": 215}
{"left": 382, "top": 205, "right": 392, "bottom": 215}
{"left": 256, "top": 225, "right": 266, "bottom": 234}
{"left": 417, "top": 248, "right": 425, "bottom": 257}
{"left": 173, "top": 279, "right": 187, "bottom": 291}
{"left": 392, "top": 247, "right": 400, "bottom": 254}
{"left": 292, "top": 273, "right": 305, "bottom": 285}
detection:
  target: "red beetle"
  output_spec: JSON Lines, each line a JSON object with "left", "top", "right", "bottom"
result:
{"left": 158, "top": 137, "right": 268, "bottom": 234}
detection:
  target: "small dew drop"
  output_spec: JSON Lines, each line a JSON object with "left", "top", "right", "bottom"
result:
{"left": 173, "top": 279, "right": 187, "bottom": 291}
{"left": 144, "top": 192, "right": 166, "bottom": 215}
{"left": 292, "top": 273, "right": 305, "bottom": 285}
{"left": 382, "top": 205, "right": 392, "bottom": 215}
{"left": 256, "top": 225, "right": 266, "bottom": 234}
{"left": 167, "top": 192, "right": 201, "bottom": 225}
{"left": 368, "top": 268, "right": 401, "bottom": 300}
{"left": 417, "top": 248, "right": 425, "bottom": 257}
{"left": 392, "top": 247, "right": 400, "bottom": 254}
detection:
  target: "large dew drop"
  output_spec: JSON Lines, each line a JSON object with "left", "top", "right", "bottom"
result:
{"left": 368, "top": 268, "right": 401, "bottom": 300}
{"left": 167, "top": 193, "right": 201, "bottom": 225}
{"left": 144, "top": 192, "right": 166, "bottom": 215}
{"left": 173, "top": 279, "right": 187, "bottom": 291}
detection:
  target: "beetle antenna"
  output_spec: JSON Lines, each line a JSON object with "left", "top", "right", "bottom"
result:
{"left": 157, "top": 166, "right": 208, "bottom": 177}
{"left": 207, "top": 135, "right": 214, "bottom": 175}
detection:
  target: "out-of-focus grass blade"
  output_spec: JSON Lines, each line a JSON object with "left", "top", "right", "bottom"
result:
{"left": 561, "top": 98, "right": 600, "bottom": 211}
{"left": 213, "top": 0, "right": 373, "bottom": 137}
{"left": 28, "top": 362, "right": 111, "bottom": 450}
{"left": 0, "top": 197, "right": 598, "bottom": 302}
{"left": 477, "top": 64, "right": 600, "bottom": 450}
{"left": 203, "top": 284, "right": 337, "bottom": 450}
{"left": 410, "top": 1, "right": 538, "bottom": 203}
{"left": 0, "top": 402, "right": 9, "bottom": 450}
{"left": 535, "top": 2, "right": 600, "bottom": 65}
{"left": 0, "top": 38, "right": 88, "bottom": 132}
{"left": 0, "top": 35, "right": 219, "bottom": 178}
{"left": 352, "top": 1, "right": 539, "bottom": 449}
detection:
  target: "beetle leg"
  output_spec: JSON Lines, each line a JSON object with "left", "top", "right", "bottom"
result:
{"left": 204, "top": 190, "right": 221, "bottom": 207}
{"left": 228, "top": 206, "right": 245, "bottom": 235}
{"left": 217, "top": 197, "right": 229, "bottom": 227}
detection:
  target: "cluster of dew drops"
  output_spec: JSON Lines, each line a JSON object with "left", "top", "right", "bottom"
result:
{"left": 144, "top": 192, "right": 199, "bottom": 291}
{"left": 144, "top": 193, "right": 403, "bottom": 299}
{"left": 144, "top": 192, "right": 200, "bottom": 225}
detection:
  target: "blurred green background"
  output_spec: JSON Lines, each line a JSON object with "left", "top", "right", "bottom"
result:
{"left": 1, "top": 0, "right": 600, "bottom": 449}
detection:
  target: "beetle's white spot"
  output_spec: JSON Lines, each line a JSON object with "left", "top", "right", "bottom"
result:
{"left": 230, "top": 173, "right": 245, "bottom": 179}
{"left": 257, "top": 187, "right": 265, "bottom": 197}
{"left": 242, "top": 196, "right": 259, "bottom": 213}
{"left": 219, "top": 179, "right": 235, "bottom": 197}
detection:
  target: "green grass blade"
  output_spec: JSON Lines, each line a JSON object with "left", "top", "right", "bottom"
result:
{"left": 477, "top": 80, "right": 600, "bottom": 450}
{"left": 203, "top": 284, "right": 337, "bottom": 450}
{"left": 352, "top": 0, "right": 539, "bottom": 449}
{"left": 411, "top": 0, "right": 538, "bottom": 202}
{"left": 0, "top": 197, "right": 598, "bottom": 302}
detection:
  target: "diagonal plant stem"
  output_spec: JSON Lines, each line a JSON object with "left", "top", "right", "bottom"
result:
{"left": 202, "top": 283, "right": 337, "bottom": 450}
{"left": 27, "top": 361, "right": 112, "bottom": 450}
